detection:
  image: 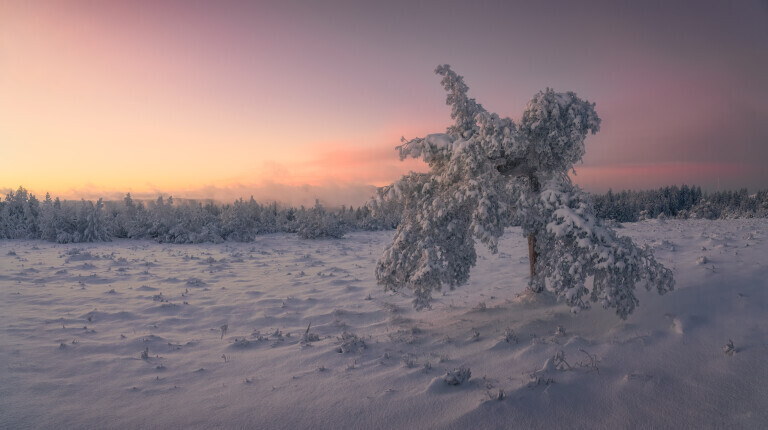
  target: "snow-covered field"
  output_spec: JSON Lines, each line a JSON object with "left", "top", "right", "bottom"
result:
{"left": 1, "top": 219, "right": 767, "bottom": 429}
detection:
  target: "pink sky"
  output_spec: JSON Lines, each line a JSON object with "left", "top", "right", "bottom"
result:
{"left": 1, "top": 0, "right": 766, "bottom": 206}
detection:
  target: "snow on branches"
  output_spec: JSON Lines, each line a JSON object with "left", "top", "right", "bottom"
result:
{"left": 374, "top": 65, "right": 673, "bottom": 317}
{"left": 520, "top": 176, "right": 673, "bottom": 319}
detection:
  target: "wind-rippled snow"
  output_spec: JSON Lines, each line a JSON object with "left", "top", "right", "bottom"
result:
{"left": 1, "top": 220, "right": 767, "bottom": 429}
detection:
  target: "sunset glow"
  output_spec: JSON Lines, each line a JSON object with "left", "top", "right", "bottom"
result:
{"left": 2, "top": 0, "right": 766, "bottom": 205}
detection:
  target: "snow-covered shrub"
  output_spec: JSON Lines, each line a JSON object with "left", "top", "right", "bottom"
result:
{"left": 375, "top": 65, "right": 674, "bottom": 318}
{"left": 444, "top": 366, "right": 471, "bottom": 385}
{"left": 503, "top": 328, "right": 518, "bottom": 344}
{"left": 402, "top": 355, "right": 417, "bottom": 368}
{"left": 722, "top": 339, "right": 736, "bottom": 356}
{"left": 336, "top": 331, "right": 366, "bottom": 353}
{"left": 487, "top": 389, "right": 505, "bottom": 401}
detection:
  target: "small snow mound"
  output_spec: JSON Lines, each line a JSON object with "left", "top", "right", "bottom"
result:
{"left": 539, "top": 357, "right": 557, "bottom": 373}
{"left": 64, "top": 250, "right": 100, "bottom": 262}
{"left": 511, "top": 289, "right": 556, "bottom": 307}
{"left": 186, "top": 278, "right": 206, "bottom": 287}
{"left": 424, "top": 376, "right": 453, "bottom": 394}
{"left": 564, "top": 336, "right": 589, "bottom": 348}
{"left": 229, "top": 338, "right": 254, "bottom": 349}
{"left": 649, "top": 239, "right": 676, "bottom": 252}
{"left": 666, "top": 314, "right": 706, "bottom": 335}
{"left": 512, "top": 342, "right": 548, "bottom": 361}
{"left": 672, "top": 318, "right": 684, "bottom": 334}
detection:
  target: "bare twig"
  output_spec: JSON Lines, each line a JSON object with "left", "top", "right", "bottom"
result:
{"left": 577, "top": 349, "right": 600, "bottom": 373}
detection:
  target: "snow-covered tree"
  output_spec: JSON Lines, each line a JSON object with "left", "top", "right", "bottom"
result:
{"left": 81, "top": 198, "right": 110, "bottom": 242}
{"left": 169, "top": 202, "right": 224, "bottom": 244}
{"left": 0, "top": 187, "right": 40, "bottom": 239}
{"left": 296, "top": 200, "right": 346, "bottom": 239}
{"left": 111, "top": 193, "right": 138, "bottom": 238}
{"left": 374, "top": 65, "right": 674, "bottom": 318}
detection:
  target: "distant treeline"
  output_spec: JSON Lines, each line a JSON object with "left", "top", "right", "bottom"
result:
{"left": 1, "top": 185, "right": 767, "bottom": 243}
{"left": 592, "top": 185, "right": 768, "bottom": 222}
{"left": 0, "top": 187, "right": 400, "bottom": 243}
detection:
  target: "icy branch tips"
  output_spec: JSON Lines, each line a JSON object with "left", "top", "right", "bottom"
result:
{"left": 373, "top": 65, "right": 674, "bottom": 318}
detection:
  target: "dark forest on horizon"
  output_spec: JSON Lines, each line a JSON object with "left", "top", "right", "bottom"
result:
{"left": 1, "top": 184, "right": 767, "bottom": 244}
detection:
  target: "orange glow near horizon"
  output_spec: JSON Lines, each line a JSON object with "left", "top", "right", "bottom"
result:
{"left": 2, "top": 1, "right": 765, "bottom": 205}
{"left": 1, "top": 142, "right": 428, "bottom": 200}
{"left": 0, "top": 2, "right": 442, "bottom": 204}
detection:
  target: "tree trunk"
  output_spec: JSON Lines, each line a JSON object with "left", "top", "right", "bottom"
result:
{"left": 527, "top": 174, "right": 541, "bottom": 280}
{"left": 528, "top": 233, "right": 537, "bottom": 278}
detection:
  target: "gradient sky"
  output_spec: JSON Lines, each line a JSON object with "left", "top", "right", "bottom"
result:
{"left": 2, "top": 0, "right": 767, "bottom": 206}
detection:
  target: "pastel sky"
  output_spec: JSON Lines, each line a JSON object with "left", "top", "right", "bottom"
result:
{"left": 2, "top": 0, "right": 767, "bottom": 206}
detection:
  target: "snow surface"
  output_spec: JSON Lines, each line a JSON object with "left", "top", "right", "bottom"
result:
{"left": 1, "top": 219, "right": 767, "bottom": 429}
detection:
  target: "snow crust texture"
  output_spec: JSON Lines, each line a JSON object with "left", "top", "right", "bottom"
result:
{"left": 1, "top": 219, "right": 766, "bottom": 429}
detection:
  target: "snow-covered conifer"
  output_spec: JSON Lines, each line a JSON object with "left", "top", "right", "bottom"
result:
{"left": 0, "top": 187, "right": 40, "bottom": 239}
{"left": 297, "top": 200, "right": 346, "bottom": 239}
{"left": 81, "top": 198, "right": 110, "bottom": 242}
{"left": 375, "top": 66, "right": 673, "bottom": 317}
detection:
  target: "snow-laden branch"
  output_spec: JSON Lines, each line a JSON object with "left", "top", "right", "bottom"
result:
{"left": 521, "top": 176, "right": 674, "bottom": 318}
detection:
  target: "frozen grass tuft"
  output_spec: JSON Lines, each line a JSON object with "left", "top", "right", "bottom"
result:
{"left": 186, "top": 277, "right": 205, "bottom": 287}
{"left": 336, "top": 331, "right": 366, "bottom": 353}
{"left": 553, "top": 350, "right": 572, "bottom": 370}
{"left": 231, "top": 338, "right": 251, "bottom": 348}
{"left": 300, "top": 322, "right": 320, "bottom": 345}
{"left": 444, "top": 366, "right": 471, "bottom": 385}
{"left": 723, "top": 339, "right": 736, "bottom": 356}
{"left": 577, "top": 349, "right": 601, "bottom": 373}
{"left": 402, "top": 355, "right": 417, "bottom": 368}
{"left": 487, "top": 389, "right": 505, "bottom": 401}
{"left": 503, "top": 328, "right": 518, "bottom": 344}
